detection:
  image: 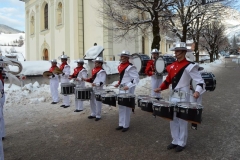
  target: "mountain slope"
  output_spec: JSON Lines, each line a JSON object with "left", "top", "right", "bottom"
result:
{"left": 0, "top": 24, "right": 22, "bottom": 34}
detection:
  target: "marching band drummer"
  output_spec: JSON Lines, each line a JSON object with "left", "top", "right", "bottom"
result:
{"left": 69, "top": 59, "right": 87, "bottom": 112}
{"left": 48, "top": 59, "right": 59, "bottom": 104}
{"left": 185, "top": 52, "right": 204, "bottom": 104}
{"left": 59, "top": 54, "right": 71, "bottom": 108}
{"left": 145, "top": 49, "right": 163, "bottom": 98}
{"left": 114, "top": 51, "right": 139, "bottom": 132}
{"left": 154, "top": 42, "right": 205, "bottom": 152}
{"left": 82, "top": 57, "right": 106, "bottom": 121}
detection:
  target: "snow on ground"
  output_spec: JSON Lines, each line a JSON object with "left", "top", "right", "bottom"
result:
{"left": 0, "top": 33, "right": 25, "bottom": 46}
{"left": 4, "top": 59, "right": 223, "bottom": 111}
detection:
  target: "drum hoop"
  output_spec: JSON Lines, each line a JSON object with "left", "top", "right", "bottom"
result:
{"left": 131, "top": 54, "right": 142, "bottom": 73}
{"left": 155, "top": 57, "right": 165, "bottom": 74}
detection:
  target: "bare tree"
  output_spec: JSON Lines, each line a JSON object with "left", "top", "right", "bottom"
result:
{"left": 188, "top": 3, "right": 226, "bottom": 62}
{"left": 165, "top": 0, "right": 203, "bottom": 42}
{"left": 201, "top": 21, "right": 227, "bottom": 62}
{"left": 97, "top": 0, "right": 175, "bottom": 50}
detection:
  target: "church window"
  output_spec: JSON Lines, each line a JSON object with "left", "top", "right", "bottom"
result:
{"left": 30, "top": 16, "right": 35, "bottom": 35}
{"left": 57, "top": 2, "right": 63, "bottom": 25}
{"left": 44, "top": 4, "right": 48, "bottom": 29}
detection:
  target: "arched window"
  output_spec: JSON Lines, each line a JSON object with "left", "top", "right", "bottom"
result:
{"left": 30, "top": 16, "right": 35, "bottom": 35}
{"left": 44, "top": 4, "right": 48, "bottom": 29}
{"left": 43, "top": 49, "right": 49, "bottom": 60}
{"left": 57, "top": 2, "right": 63, "bottom": 25}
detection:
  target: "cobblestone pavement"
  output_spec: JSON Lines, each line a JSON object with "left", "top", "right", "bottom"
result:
{"left": 3, "top": 59, "right": 240, "bottom": 160}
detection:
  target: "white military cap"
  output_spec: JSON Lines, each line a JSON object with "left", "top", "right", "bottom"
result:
{"left": 117, "top": 50, "right": 131, "bottom": 57}
{"left": 92, "top": 57, "right": 105, "bottom": 63}
{"left": 151, "top": 49, "right": 159, "bottom": 54}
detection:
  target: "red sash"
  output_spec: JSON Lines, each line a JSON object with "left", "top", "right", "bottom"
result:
{"left": 118, "top": 62, "right": 131, "bottom": 73}
{"left": 49, "top": 66, "right": 57, "bottom": 72}
{"left": 59, "top": 62, "right": 67, "bottom": 71}
{"left": 71, "top": 67, "right": 84, "bottom": 78}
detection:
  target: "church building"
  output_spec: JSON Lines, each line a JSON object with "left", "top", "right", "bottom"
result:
{"left": 20, "top": 0, "right": 174, "bottom": 61}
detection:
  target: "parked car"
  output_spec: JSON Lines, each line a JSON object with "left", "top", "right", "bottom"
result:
{"left": 225, "top": 54, "right": 230, "bottom": 58}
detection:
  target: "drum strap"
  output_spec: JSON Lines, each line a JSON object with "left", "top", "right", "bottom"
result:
{"left": 72, "top": 67, "right": 85, "bottom": 78}
{"left": 172, "top": 63, "right": 190, "bottom": 89}
{"left": 89, "top": 68, "right": 103, "bottom": 83}
{"left": 118, "top": 63, "right": 132, "bottom": 84}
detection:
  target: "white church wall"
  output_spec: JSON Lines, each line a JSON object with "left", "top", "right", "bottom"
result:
{"left": 83, "top": 0, "right": 104, "bottom": 53}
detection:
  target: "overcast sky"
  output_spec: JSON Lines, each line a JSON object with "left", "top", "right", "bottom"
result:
{"left": 0, "top": 0, "right": 25, "bottom": 32}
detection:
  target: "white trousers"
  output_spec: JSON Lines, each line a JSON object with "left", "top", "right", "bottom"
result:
{"left": 62, "top": 95, "right": 70, "bottom": 106}
{"left": 151, "top": 76, "right": 163, "bottom": 98}
{"left": 0, "top": 108, "right": 4, "bottom": 138}
{"left": 75, "top": 100, "right": 83, "bottom": 110}
{"left": 90, "top": 93, "right": 102, "bottom": 118}
{"left": 50, "top": 79, "right": 59, "bottom": 102}
{"left": 0, "top": 118, "right": 4, "bottom": 160}
{"left": 0, "top": 95, "right": 5, "bottom": 138}
{"left": 170, "top": 112, "right": 188, "bottom": 147}
{"left": 118, "top": 86, "right": 135, "bottom": 128}
{"left": 118, "top": 105, "right": 131, "bottom": 128}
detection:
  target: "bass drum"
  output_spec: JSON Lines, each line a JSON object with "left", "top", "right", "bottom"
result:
{"left": 154, "top": 56, "right": 175, "bottom": 76}
{"left": 154, "top": 57, "right": 167, "bottom": 76}
{"left": 191, "top": 72, "right": 216, "bottom": 91}
{"left": 131, "top": 53, "right": 150, "bottom": 75}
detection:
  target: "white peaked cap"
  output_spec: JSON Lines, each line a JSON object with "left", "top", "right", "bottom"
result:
{"left": 92, "top": 57, "right": 105, "bottom": 63}
{"left": 75, "top": 59, "right": 84, "bottom": 63}
{"left": 50, "top": 59, "right": 57, "bottom": 63}
{"left": 151, "top": 49, "right": 159, "bottom": 54}
{"left": 170, "top": 42, "right": 192, "bottom": 52}
{"left": 117, "top": 50, "right": 131, "bottom": 57}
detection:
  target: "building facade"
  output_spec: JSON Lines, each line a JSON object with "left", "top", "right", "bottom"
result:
{"left": 20, "top": 0, "right": 174, "bottom": 61}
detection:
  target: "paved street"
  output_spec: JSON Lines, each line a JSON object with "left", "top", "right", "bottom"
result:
{"left": 4, "top": 60, "right": 240, "bottom": 160}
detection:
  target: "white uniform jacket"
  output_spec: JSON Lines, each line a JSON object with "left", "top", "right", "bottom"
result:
{"left": 92, "top": 69, "right": 106, "bottom": 88}
{"left": 60, "top": 65, "right": 70, "bottom": 83}
{"left": 75, "top": 68, "right": 87, "bottom": 87}
{"left": 120, "top": 65, "right": 139, "bottom": 88}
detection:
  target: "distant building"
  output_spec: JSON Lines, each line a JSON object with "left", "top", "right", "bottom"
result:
{"left": 20, "top": 0, "right": 173, "bottom": 61}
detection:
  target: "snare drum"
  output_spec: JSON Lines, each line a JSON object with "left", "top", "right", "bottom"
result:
{"left": 117, "top": 93, "right": 135, "bottom": 108}
{"left": 140, "top": 98, "right": 159, "bottom": 113}
{"left": 94, "top": 89, "right": 115, "bottom": 101}
{"left": 176, "top": 102, "right": 203, "bottom": 124}
{"left": 137, "top": 95, "right": 150, "bottom": 107}
{"left": 75, "top": 87, "right": 92, "bottom": 100}
{"left": 131, "top": 53, "right": 150, "bottom": 75}
{"left": 137, "top": 95, "right": 162, "bottom": 107}
{"left": 152, "top": 101, "right": 175, "bottom": 120}
{"left": 94, "top": 90, "right": 105, "bottom": 101}
{"left": 61, "top": 83, "right": 75, "bottom": 95}
{"left": 101, "top": 92, "right": 117, "bottom": 107}
{"left": 191, "top": 72, "right": 216, "bottom": 91}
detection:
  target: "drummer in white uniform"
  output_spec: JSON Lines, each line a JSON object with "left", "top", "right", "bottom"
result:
{"left": 59, "top": 54, "right": 71, "bottom": 108}
{"left": 114, "top": 51, "right": 139, "bottom": 132}
{"left": 185, "top": 52, "right": 204, "bottom": 104}
{"left": 69, "top": 59, "right": 87, "bottom": 112}
{"left": 48, "top": 59, "right": 59, "bottom": 104}
{"left": 154, "top": 42, "right": 205, "bottom": 152}
{"left": 82, "top": 57, "right": 106, "bottom": 121}
{"left": 145, "top": 49, "right": 163, "bottom": 98}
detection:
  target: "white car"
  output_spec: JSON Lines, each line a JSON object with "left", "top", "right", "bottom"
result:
{"left": 225, "top": 54, "right": 230, "bottom": 58}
